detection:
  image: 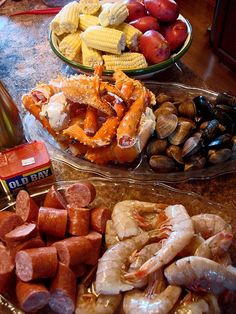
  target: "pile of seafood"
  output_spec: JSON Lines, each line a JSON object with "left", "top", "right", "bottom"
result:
{"left": 85, "top": 200, "right": 236, "bottom": 314}
{"left": 147, "top": 91, "right": 236, "bottom": 172}
{"left": 22, "top": 66, "right": 156, "bottom": 165}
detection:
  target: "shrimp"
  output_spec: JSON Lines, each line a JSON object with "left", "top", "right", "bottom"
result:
{"left": 129, "top": 242, "right": 162, "bottom": 272}
{"left": 125, "top": 205, "right": 194, "bottom": 281}
{"left": 123, "top": 285, "right": 182, "bottom": 314}
{"left": 173, "top": 292, "right": 220, "bottom": 314}
{"left": 112, "top": 200, "right": 167, "bottom": 240}
{"left": 95, "top": 232, "right": 150, "bottom": 295}
{"left": 194, "top": 230, "right": 233, "bottom": 259}
{"left": 105, "top": 220, "right": 119, "bottom": 249}
{"left": 178, "top": 234, "right": 204, "bottom": 258}
{"left": 164, "top": 256, "right": 236, "bottom": 294}
{"left": 95, "top": 294, "right": 122, "bottom": 314}
{"left": 75, "top": 284, "right": 96, "bottom": 314}
{"left": 30, "top": 83, "right": 54, "bottom": 105}
{"left": 191, "top": 214, "right": 232, "bottom": 239}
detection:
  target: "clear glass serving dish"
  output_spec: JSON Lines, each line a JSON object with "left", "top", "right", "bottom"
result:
{"left": 22, "top": 81, "right": 236, "bottom": 183}
{"left": 0, "top": 177, "right": 236, "bottom": 313}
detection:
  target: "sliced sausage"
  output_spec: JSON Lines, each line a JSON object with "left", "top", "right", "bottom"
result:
{"left": 0, "top": 211, "right": 23, "bottom": 241}
{"left": 46, "top": 235, "right": 62, "bottom": 246}
{"left": 38, "top": 207, "right": 67, "bottom": 238}
{"left": 0, "top": 247, "right": 14, "bottom": 293}
{"left": 43, "top": 185, "right": 67, "bottom": 209}
{"left": 67, "top": 206, "right": 90, "bottom": 236}
{"left": 49, "top": 262, "right": 76, "bottom": 314}
{"left": 16, "top": 279, "right": 50, "bottom": 313}
{"left": 90, "top": 207, "right": 111, "bottom": 234}
{"left": 53, "top": 236, "right": 92, "bottom": 266}
{"left": 70, "top": 264, "right": 87, "bottom": 278}
{"left": 9, "top": 235, "right": 45, "bottom": 260}
{"left": 5, "top": 223, "right": 37, "bottom": 242}
{"left": 15, "top": 246, "right": 58, "bottom": 281}
{"left": 16, "top": 190, "right": 39, "bottom": 222}
{"left": 65, "top": 182, "right": 96, "bottom": 208}
{"left": 84, "top": 232, "right": 102, "bottom": 265}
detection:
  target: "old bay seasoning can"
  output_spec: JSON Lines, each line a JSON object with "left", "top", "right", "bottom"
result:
{"left": 0, "top": 141, "right": 54, "bottom": 194}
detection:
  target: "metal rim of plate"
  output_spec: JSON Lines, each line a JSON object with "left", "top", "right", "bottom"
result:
{"left": 49, "top": 14, "right": 193, "bottom": 78}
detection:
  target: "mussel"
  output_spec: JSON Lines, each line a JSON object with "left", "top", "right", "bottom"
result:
{"left": 184, "top": 154, "right": 206, "bottom": 171}
{"left": 193, "top": 95, "right": 214, "bottom": 117}
{"left": 207, "top": 133, "right": 231, "bottom": 149}
{"left": 216, "top": 92, "right": 236, "bottom": 107}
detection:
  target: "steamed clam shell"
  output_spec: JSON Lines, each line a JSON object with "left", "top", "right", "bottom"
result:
{"left": 156, "top": 114, "right": 178, "bottom": 139}
{"left": 178, "top": 99, "right": 196, "bottom": 119}
{"left": 146, "top": 139, "right": 168, "bottom": 157}
{"left": 168, "top": 118, "right": 195, "bottom": 146}
{"left": 166, "top": 145, "right": 184, "bottom": 165}
{"left": 182, "top": 132, "right": 202, "bottom": 158}
{"left": 149, "top": 155, "right": 176, "bottom": 172}
{"left": 208, "top": 148, "right": 232, "bottom": 164}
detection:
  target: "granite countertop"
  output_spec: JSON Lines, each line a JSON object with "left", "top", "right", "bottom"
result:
{"left": 1, "top": 0, "right": 236, "bottom": 210}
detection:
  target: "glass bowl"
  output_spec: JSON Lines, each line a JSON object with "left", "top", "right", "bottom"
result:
{"left": 49, "top": 14, "right": 192, "bottom": 79}
{"left": 0, "top": 177, "right": 236, "bottom": 313}
{"left": 23, "top": 81, "right": 236, "bottom": 183}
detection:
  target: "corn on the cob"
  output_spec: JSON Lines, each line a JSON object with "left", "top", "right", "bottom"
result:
{"left": 59, "top": 32, "right": 82, "bottom": 61}
{"left": 79, "top": 14, "right": 100, "bottom": 31}
{"left": 79, "top": 0, "right": 101, "bottom": 15}
{"left": 80, "top": 25, "right": 126, "bottom": 54}
{"left": 103, "top": 52, "right": 148, "bottom": 70}
{"left": 116, "top": 23, "right": 142, "bottom": 51}
{"left": 50, "top": 1, "right": 80, "bottom": 35}
{"left": 81, "top": 40, "right": 103, "bottom": 67}
{"left": 98, "top": 2, "right": 129, "bottom": 27}
{"left": 50, "top": 13, "right": 64, "bottom": 36}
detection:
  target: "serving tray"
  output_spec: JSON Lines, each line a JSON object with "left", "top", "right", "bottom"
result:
{"left": 23, "top": 81, "right": 236, "bottom": 183}
{"left": 0, "top": 177, "right": 236, "bottom": 313}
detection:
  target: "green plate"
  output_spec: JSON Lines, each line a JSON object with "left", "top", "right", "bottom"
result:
{"left": 49, "top": 14, "right": 192, "bottom": 79}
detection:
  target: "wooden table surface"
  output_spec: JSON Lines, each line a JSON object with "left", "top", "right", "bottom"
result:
{"left": 1, "top": 0, "right": 236, "bottom": 210}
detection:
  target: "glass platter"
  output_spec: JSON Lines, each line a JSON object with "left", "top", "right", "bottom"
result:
{"left": 23, "top": 81, "right": 236, "bottom": 183}
{"left": 0, "top": 177, "right": 236, "bottom": 313}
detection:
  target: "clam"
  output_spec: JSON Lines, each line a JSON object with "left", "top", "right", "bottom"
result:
{"left": 208, "top": 148, "right": 232, "bottom": 164}
{"left": 184, "top": 155, "right": 206, "bottom": 171}
{"left": 146, "top": 139, "right": 168, "bottom": 157}
{"left": 168, "top": 118, "right": 195, "bottom": 146}
{"left": 166, "top": 145, "right": 184, "bottom": 165}
{"left": 149, "top": 155, "right": 176, "bottom": 173}
{"left": 154, "top": 102, "right": 178, "bottom": 117}
{"left": 178, "top": 99, "right": 196, "bottom": 118}
{"left": 155, "top": 114, "right": 178, "bottom": 139}
{"left": 182, "top": 132, "right": 202, "bottom": 158}
{"left": 156, "top": 93, "right": 172, "bottom": 105}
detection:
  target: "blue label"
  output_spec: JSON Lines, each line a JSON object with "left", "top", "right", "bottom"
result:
{"left": 5, "top": 167, "right": 53, "bottom": 193}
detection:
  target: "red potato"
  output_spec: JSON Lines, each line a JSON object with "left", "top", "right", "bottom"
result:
{"left": 130, "top": 16, "right": 159, "bottom": 33}
{"left": 164, "top": 19, "right": 188, "bottom": 51}
{"left": 43, "top": 185, "right": 67, "bottom": 209}
{"left": 16, "top": 190, "right": 39, "bottom": 222}
{"left": 139, "top": 30, "right": 170, "bottom": 64}
{"left": 16, "top": 280, "right": 50, "bottom": 313}
{"left": 144, "top": 0, "right": 179, "bottom": 23}
{"left": 124, "top": 0, "right": 147, "bottom": 22}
